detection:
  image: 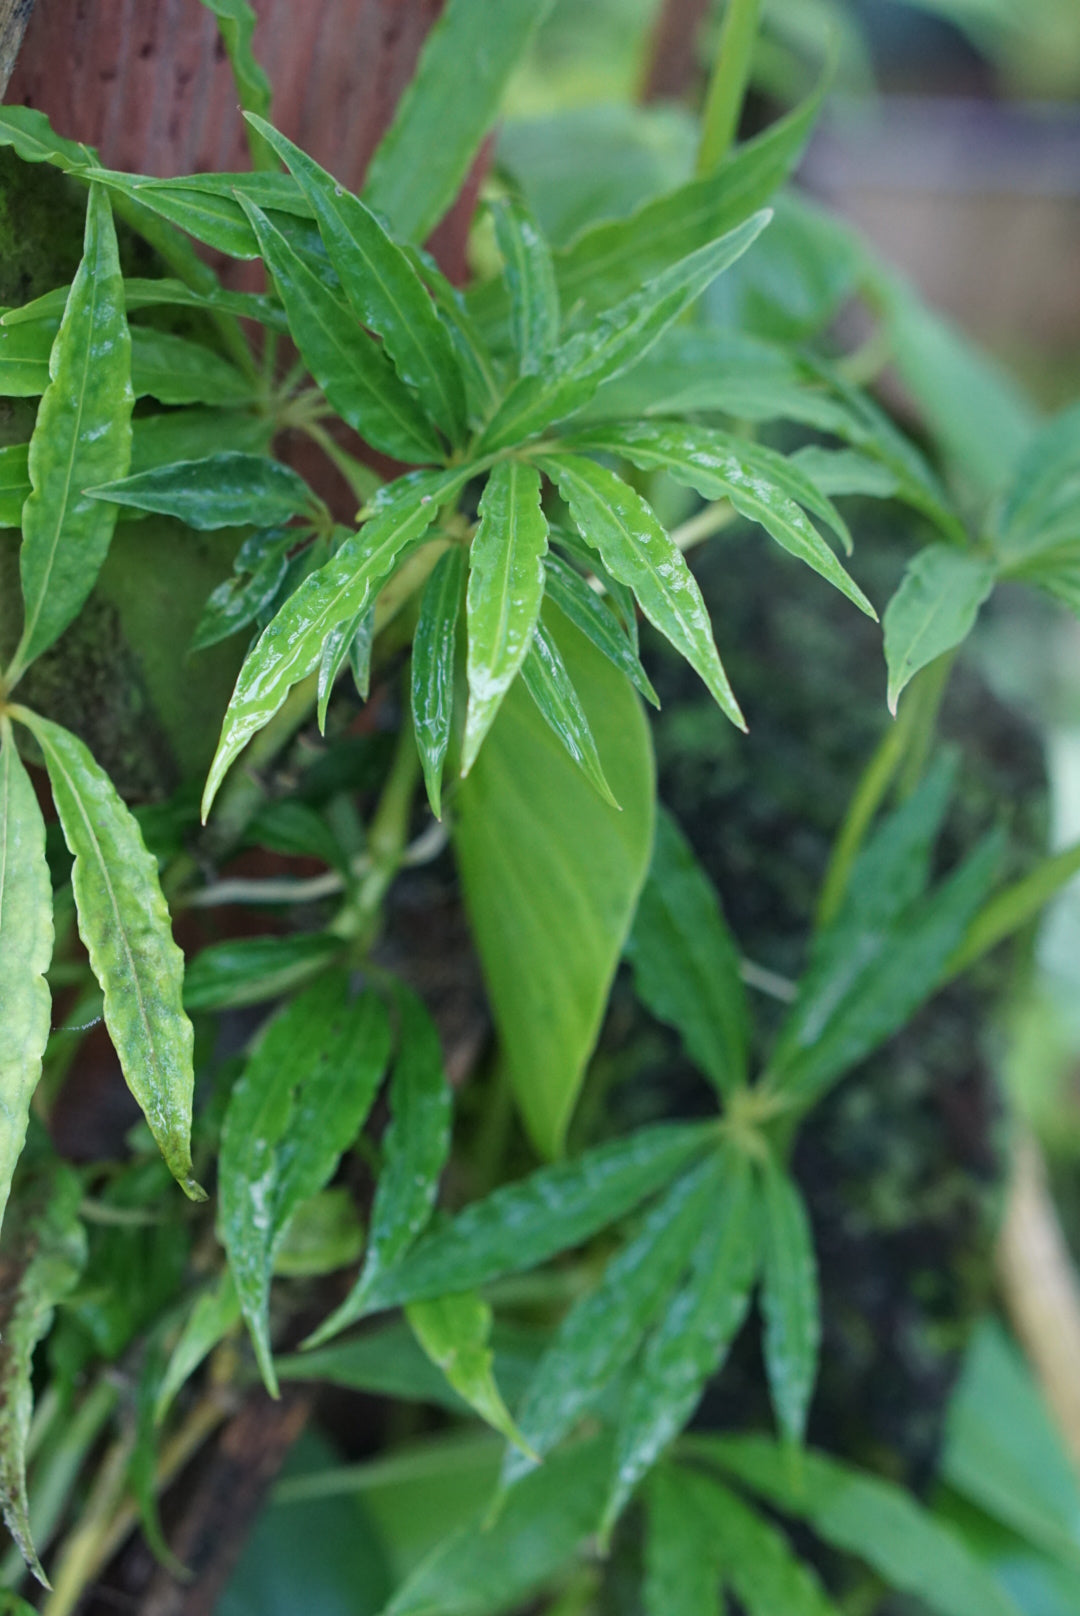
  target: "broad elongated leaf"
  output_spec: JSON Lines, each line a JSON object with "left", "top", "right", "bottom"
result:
{"left": 519, "top": 617, "right": 616, "bottom": 807}
{"left": 91, "top": 451, "right": 321, "bottom": 530}
{"left": 202, "top": 466, "right": 470, "bottom": 818}
{"left": 493, "top": 198, "right": 559, "bottom": 375}
{"left": 645, "top": 1466, "right": 724, "bottom": 1616}
{"left": 603, "top": 1148, "right": 759, "bottom": 1530}
{"left": 542, "top": 552, "right": 658, "bottom": 706}
{"left": 239, "top": 196, "right": 443, "bottom": 463}
{"left": 220, "top": 972, "right": 391, "bottom": 1392}
{"left": 129, "top": 326, "right": 255, "bottom": 406}
{"left": 16, "top": 713, "right": 201, "bottom": 1199}
{"left": 625, "top": 806, "right": 748, "bottom": 1099}
{"left": 412, "top": 545, "right": 465, "bottom": 817}
{"left": 454, "top": 607, "right": 655, "bottom": 1155}
{"left": 407, "top": 1292, "right": 526, "bottom": 1448}
{"left": 477, "top": 214, "right": 769, "bottom": 452}
{"left": 682, "top": 1469, "right": 842, "bottom": 1616}
{"left": 10, "top": 185, "right": 132, "bottom": 678}
{"left": 363, "top": 0, "right": 554, "bottom": 245}
{"left": 759, "top": 1156, "right": 820, "bottom": 1445}
{"left": 697, "top": 1434, "right": 1024, "bottom": 1616}
{"left": 463, "top": 460, "right": 549, "bottom": 772}
{"left": 247, "top": 116, "right": 466, "bottom": 442}
{"left": 0, "top": 731, "right": 52, "bottom": 1241}
{"left": 883, "top": 545, "right": 996, "bottom": 714}
{"left": 540, "top": 453, "right": 744, "bottom": 727}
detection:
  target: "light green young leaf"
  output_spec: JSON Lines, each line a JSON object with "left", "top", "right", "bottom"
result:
{"left": 492, "top": 198, "right": 559, "bottom": 376}
{"left": 155, "top": 1270, "right": 240, "bottom": 1424}
{"left": 503, "top": 1154, "right": 725, "bottom": 1492}
{"left": 316, "top": 599, "right": 369, "bottom": 733}
{"left": 412, "top": 545, "right": 466, "bottom": 818}
{"left": 238, "top": 195, "right": 443, "bottom": 463}
{"left": 3, "top": 277, "right": 286, "bottom": 332}
{"left": 994, "top": 399, "right": 1080, "bottom": 562}
{"left": 540, "top": 453, "right": 744, "bottom": 728}
{"left": 759, "top": 1156, "right": 820, "bottom": 1446}
{"left": 883, "top": 545, "right": 996, "bottom": 714}
{"left": 91, "top": 451, "right": 321, "bottom": 530}
{"left": 789, "top": 445, "right": 900, "bottom": 500}
{"left": 9, "top": 185, "right": 132, "bottom": 680}
{"left": 603, "top": 1147, "right": 759, "bottom": 1531}
{"left": 363, "top": 0, "right": 554, "bottom": 245}
{"left": 0, "top": 316, "right": 52, "bottom": 396}
{"left": 681, "top": 1468, "right": 842, "bottom": 1616}
{"left": 14, "top": 712, "right": 202, "bottom": 1199}
{"left": 198, "top": 0, "right": 273, "bottom": 165}
{"left": 407, "top": 1292, "right": 528, "bottom": 1450}
{"left": 220, "top": 972, "right": 391, "bottom": 1392}
{"left": 246, "top": 116, "right": 467, "bottom": 442}
{"left": 0, "top": 729, "right": 53, "bottom": 1242}
{"left": 202, "top": 466, "right": 470, "bottom": 818}
{"left": 478, "top": 213, "right": 770, "bottom": 452}
{"left": 519, "top": 616, "right": 617, "bottom": 808}
{"left": 454, "top": 608, "right": 655, "bottom": 1155}
{"left": 0, "top": 444, "right": 29, "bottom": 527}
{"left": 542, "top": 553, "right": 658, "bottom": 706}
{"left": 129, "top": 327, "right": 255, "bottom": 406}
{"left": 696, "top": 1433, "right": 1024, "bottom": 1616}
{"left": 462, "top": 460, "right": 549, "bottom": 774}
{"left": 0, "top": 106, "right": 91, "bottom": 169}
{"left": 625, "top": 806, "right": 748, "bottom": 1099}
{"left": 644, "top": 1466, "right": 724, "bottom": 1616}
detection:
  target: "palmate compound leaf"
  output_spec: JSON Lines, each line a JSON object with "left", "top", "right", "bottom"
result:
{"left": 883, "top": 544, "right": 996, "bottom": 714}
{"left": 411, "top": 545, "right": 466, "bottom": 818}
{"left": 12, "top": 710, "right": 202, "bottom": 1201}
{"left": 758, "top": 1154, "right": 820, "bottom": 1446}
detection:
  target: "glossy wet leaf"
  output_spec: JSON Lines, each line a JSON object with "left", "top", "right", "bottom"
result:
{"left": 626, "top": 806, "right": 749, "bottom": 1099}
{"left": 407, "top": 1292, "right": 526, "bottom": 1449}
{"left": 191, "top": 526, "right": 296, "bottom": 652}
{"left": 0, "top": 444, "right": 29, "bottom": 526}
{"left": 604, "top": 1148, "right": 758, "bottom": 1530}
{"left": 454, "top": 608, "right": 655, "bottom": 1155}
{"left": 883, "top": 545, "right": 996, "bottom": 714}
{"left": 129, "top": 326, "right": 255, "bottom": 406}
{"left": 681, "top": 1469, "right": 842, "bottom": 1616}
{"left": 155, "top": 1270, "right": 240, "bottom": 1423}
{"left": 411, "top": 545, "right": 466, "bottom": 817}
{"left": 10, "top": 185, "right": 132, "bottom": 677}
{"left": 644, "top": 1467, "right": 723, "bottom": 1616}
{"left": 308, "top": 985, "right": 451, "bottom": 1345}
{"left": 348, "top": 605, "right": 377, "bottom": 701}
{"left": 519, "top": 614, "right": 616, "bottom": 805}
{"left": 542, "top": 552, "right": 658, "bottom": 706}
{"left": 462, "top": 460, "right": 549, "bottom": 773}
{"left": 0, "top": 732, "right": 52, "bottom": 1243}
{"left": 492, "top": 197, "right": 559, "bottom": 376}
{"left": 316, "top": 599, "right": 370, "bottom": 733}
{"left": 540, "top": 453, "right": 744, "bottom": 728}
{"left": 183, "top": 933, "right": 341, "bottom": 1011}
{"left": 91, "top": 451, "right": 321, "bottom": 530}
{"left": 759, "top": 1156, "right": 820, "bottom": 1445}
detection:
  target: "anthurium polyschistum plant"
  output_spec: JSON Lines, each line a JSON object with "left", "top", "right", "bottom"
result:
{"left": 0, "top": 0, "right": 1076, "bottom": 1610}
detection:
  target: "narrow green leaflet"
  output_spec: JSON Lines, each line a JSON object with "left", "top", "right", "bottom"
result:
{"left": 0, "top": 105, "right": 92, "bottom": 170}
{"left": 129, "top": 327, "right": 255, "bottom": 406}
{"left": 348, "top": 606, "right": 377, "bottom": 700}
{"left": 354, "top": 1123, "right": 711, "bottom": 1317}
{"left": 543, "top": 553, "right": 658, "bottom": 706}
{"left": 697, "top": 1434, "right": 1024, "bottom": 1616}
{"left": 202, "top": 467, "right": 470, "bottom": 818}
{"left": 503, "top": 1154, "right": 725, "bottom": 1492}
{"left": 306, "top": 985, "right": 451, "bottom": 1345}
{"left": 759, "top": 1155, "right": 820, "bottom": 1446}
{"left": 493, "top": 198, "right": 559, "bottom": 376}
{"left": 685, "top": 1470, "right": 842, "bottom": 1616}
{"left": 406, "top": 1292, "right": 527, "bottom": 1450}
{"left": 0, "top": 443, "right": 29, "bottom": 527}
{"left": 405, "top": 242, "right": 501, "bottom": 422}
{"left": 91, "top": 451, "right": 322, "bottom": 530}
{"left": 0, "top": 1166, "right": 86, "bottom": 1585}
{"left": 3, "top": 276, "right": 286, "bottom": 331}
{"left": 92, "top": 170, "right": 262, "bottom": 261}
{"left": 199, "top": 0, "right": 273, "bottom": 166}
{"left": 789, "top": 445, "right": 900, "bottom": 500}
{"left": 183, "top": 933, "right": 341, "bottom": 1011}
{"left": 0, "top": 730, "right": 52, "bottom": 1240}
{"left": 477, "top": 214, "right": 770, "bottom": 452}
{"left": 363, "top": 0, "right": 554, "bottom": 245}
{"left": 463, "top": 460, "right": 549, "bottom": 773}
{"left": 645, "top": 1467, "right": 724, "bottom": 1616}
{"left": 247, "top": 116, "right": 466, "bottom": 443}
{"left": 155, "top": 1270, "right": 240, "bottom": 1424}
{"left": 9, "top": 185, "right": 132, "bottom": 679}
{"left": 883, "top": 545, "right": 996, "bottom": 714}
{"left": 540, "top": 453, "right": 744, "bottom": 728}
{"left": 191, "top": 526, "right": 295, "bottom": 652}
{"left": 411, "top": 545, "right": 466, "bottom": 817}
{"left": 219, "top": 972, "right": 391, "bottom": 1392}
{"left": 625, "top": 807, "right": 749, "bottom": 1099}
{"left": 603, "top": 1148, "right": 759, "bottom": 1531}
{"left": 238, "top": 196, "right": 443, "bottom": 464}
{"left": 316, "top": 600, "right": 369, "bottom": 733}
{"left": 14, "top": 713, "right": 202, "bottom": 1199}
{"left": 519, "top": 617, "right": 616, "bottom": 807}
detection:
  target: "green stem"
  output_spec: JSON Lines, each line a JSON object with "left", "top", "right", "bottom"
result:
{"left": 342, "top": 705, "right": 421, "bottom": 949}
{"left": 696, "top": 0, "right": 763, "bottom": 176}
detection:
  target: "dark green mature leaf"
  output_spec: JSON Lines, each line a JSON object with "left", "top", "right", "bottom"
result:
{"left": 883, "top": 545, "right": 995, "bottom": 714}
{"left": 202, "top": 466, "right": 471, "bottom": 818}
{"left": 477, "top": 213, "right": 769, "bottom": 452}
{"left": 603, "top": 1147, "right": 759, "bottom": 1530}
{"left": 220, "top": 972, "right": 391, "bottom": 1392}
{"left": 412, "top": 545, "right": 465, "bottom": 817}
{"left": 407, "top": 1292, "right": 526, "bottom": 1448}
{"left": 9, "top": 185, "right": 132, "bottom": 679}
{"left": 759, "top": 1156, "right": 819, "bottom": 1446}
{"left": 543, "top": 553, "right": 658, "bottom": 706}
{"left": 519, "top": 617, "right": 616, "bottom": 807}
{"left": 363, "top": 0, "right": 554, "bottom": 245}
{"left": 492, "top": 198, "right": 559, "bottom": 376}
{"left": 129, "top": 327, "right": 255, "bottom": 406}
{"left": 682, "top": 1469, "right": 842, "bottom": 1616}
{"left": 191, "top": 526, "right": 295, "bottom": 652}
{"left": 504, "top": 1154, "right": 725, "bottom": 1491}
{"left": 0, "top": 1166, "right": 86, "bottom": 1585}
{"left": 697, "top": 1434, "right": 1024, "bottom": 1616}
{"left": 17, "top": 712, "right": 202, "bottom": 1199}
{"left": 405, "top": 242, "right": 501, "bottom": 422}
{"left": 239, "top": 195, "right": 444, "bottom": 463}
{"left": 0, "top": 443, "right": 29, "bottom": 527}
{"left": 454, "top": 608, "right": 655, "bottom": 1155}
{"left": 155, "top": 1271, "right": 240, "bottom": 1424}
{"left": 130, "top": 407, "right": 274, "bottom": 481}
{"left": 247, "top": 116, "right": 467, "bottom": 442}
{"left": 307, "top": 986, "right": 451, "bottom": 1345}
{"left": 183, "top": 933, "right": 340, "bottom": 1011}
{"left": 0, "top": 730, "right": 52, "bottom": 1241}
{"left": 463, "top": 460, "right": 549, "bottom": 772}
{"left": 645, "top": 1467, "right": 723, "bottom": 1616}
{"left": 91, "top": 451, "right": 321, "bottom": 530}
{"left": 626, "top": 807, "right": 748, "bottom": 1099}
{"left": 540, "top": 453, "right": 744, "bottom": 728}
